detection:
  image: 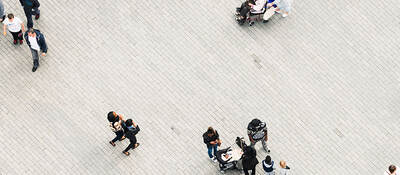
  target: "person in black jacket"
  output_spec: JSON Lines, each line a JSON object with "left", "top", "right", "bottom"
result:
{"left": 19, "top": 0, "right": 40, "bottom": 28}
{"left": 122, "top": 119, "right": 140, "bottom": 156}
{"left": 202, "top": 127, "right": 221, "bottom": 162}
{"left": 242, "top": 146, "right": 259, "bottom": 175}
{"left": 24, "top": 28, "right": 47, "bottom": 72}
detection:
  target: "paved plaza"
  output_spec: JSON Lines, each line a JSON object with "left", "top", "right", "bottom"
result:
{"left": 1, "top": 0, "right": 400, "bottom": 174}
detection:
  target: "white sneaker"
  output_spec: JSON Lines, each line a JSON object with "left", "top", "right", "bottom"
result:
{"left": 213, "top": 156, "right": 218, "bottom": 163}
{"left": 282, "top": 13, "right": 288, "bottom": 18}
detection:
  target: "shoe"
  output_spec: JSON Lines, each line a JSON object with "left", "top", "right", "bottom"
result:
{"left": 134, "top": 143, "right": 140, "bottom": 149}
{"left": 109, "top": 141, "right": 116, "bottom": 147}
{"left": 249, "top": 21, "right": 255, "bottom": 26}
{"left": 35, "top": 14, "right": 40, "bottom": 20}
{"left": 122, "top": 151, "right": 130, "bottom": 156}
{"left": 282, "top": 13, "right": 288, "bottom": 18}
{"left": 19, "top": 40, "right": 23, "bottom": 44}
{"left": 32, "top": 66, "right": 38, "bottom": 72}
{"left": 213, "top": 157, "right": 218, "bottom": 163}
{"left": 13, "top": 40, "right": 17, "bottom": 45}
{"left": 263, "top": 20, "right": 269, "bottom": 23}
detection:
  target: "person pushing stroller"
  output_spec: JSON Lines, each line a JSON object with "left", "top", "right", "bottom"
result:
{"left": 247, "top": 118, "right": 270, "bottom": 152}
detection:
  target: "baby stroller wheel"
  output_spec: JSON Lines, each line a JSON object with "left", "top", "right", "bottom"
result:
{"left": 249, "top": 21, "right": 255, "bottom": 26}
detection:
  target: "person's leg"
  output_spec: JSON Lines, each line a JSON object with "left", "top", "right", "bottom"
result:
{"left": 251, "top": 167, "right": 256, "bottom": 175}
{"left": 243, "top": 168, "right": 250, "bottom": 175}
{"left": 111, "top": 130, "right": 123, "bottom": 143}
{"left": 212, "top": 145, "right": 218, "bottom": 157}
{"left": 10, "top": 31, "right": 18, "bottom": 43}
{"left": 17, "top": 30, "right": 23, "bottom": 44}
{"left": 207, "top": 147, "right": 213, "bottom": 158}
{"left": 31, "top": 49, "right": 39, "bottom": 71}
{"left": 262, "top": 138, "right": 270, "bottom": 152}
{"left": 123, "top": 141, "right": 135, "bottom": 153}
{"left": 24, "top": 6, "right": 34, "bottom": 28}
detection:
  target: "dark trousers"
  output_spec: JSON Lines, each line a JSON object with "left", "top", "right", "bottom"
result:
{"left": 30, "top": 48, "right": 39, "bottom": 67}
{"left": 10, "top": 30, "right": 23, "bottom": 41}
{"left": 111, "top": 130, "right": 124, "bottom": 143}
{"left": 23, "top": 6, "right": 40, "bottom": 28}
{"left": 244, "top": 167, "right": 256, "bottom": 175}
{"left": 123, "top": 137, "right": 137, "bottom": 152}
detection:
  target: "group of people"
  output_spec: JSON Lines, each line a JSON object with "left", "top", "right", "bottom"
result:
{"left": 107, "top": 111, "right": 141, "bottom": 156}
{"left": 235, "top": 0, "right": 292, "bottom": 25}
{"left": 1, "top": 0, "right": 47, "bottom": 72}
{"left": 203, "top": 118, "right": 290, "bottom": 175}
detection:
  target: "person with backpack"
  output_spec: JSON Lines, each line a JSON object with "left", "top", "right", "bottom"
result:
{"left": 202, "top": 127, "right": 222, "bottom": 162}
{"left": 24, "top": 28, "right": 47, "bottom": 72}
{"left": 263, "top": 155, "right": 275, "bottom": 175}
{"left": 242, "top": 145, "right": 259, "bottom": 175}
{"left": 19, "top": 0, "right": 40, "bottom": 28}
{"left": 107, "top": 111, "right": 125, "bottom": 147}
{"left": 122, "top": 119, "right": 140, "bottom": 156}
{"left": 247, "top": 118, "right": 270, "bottom": 152}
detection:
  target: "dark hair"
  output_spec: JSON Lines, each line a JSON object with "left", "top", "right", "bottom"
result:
{"left": 206, "top": 127, "right": 214, "bottom": 135}
{"left": 28, "top": 28, "right": 35, "bottom": 34}
{"left": 265, "top": 155, "right": 272, "bottom": 164}
{"left": 125, "top": 119, "right": 133, "bottom": 127}
{"left": 389, "top": 165, "right": 397, "bottom": 173}
{"left": 7, "top": 13, "right": 14, "bottom": 19}
{"left": 107, "top": 111, "right": 116, "bottom": 122}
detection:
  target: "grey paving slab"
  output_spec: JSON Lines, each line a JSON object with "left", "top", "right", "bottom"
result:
{"left": 0, "top": 0, "right": 400, "bottom": 174}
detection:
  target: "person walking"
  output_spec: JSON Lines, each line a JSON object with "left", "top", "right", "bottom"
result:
{"left": 0, "top": 0, "right": 5, "bottom": 22}
{"left": 242, "top": 145, "right": 259, "bottom": 175}
{"left": 385, "top": 165, "right": 397, "bottom": 175}
{"left": 122, "top": 119, "right": 140, "bottom": 156}
{"left": 19, "top": 0, "right": 40, "bottom": 28}
{"left": 247, "top": 118, "right": 270, "bottom": 152}
{"left": 263, "top": 155, "right": 275, "bottom": 175}
{"left": 24, "top": 28, "right": 47, "bottom": 72}
{"left": 3, "top": 14, "right": 25, "bottom": 45}
{"left": 107, "top": 111, "right": 126, "bottom": 147}
{"left": 279, "top": 160, "right": 290, "bottom": 175}
{"left": 202, "top": 127, "right": 222, "bottom": 162}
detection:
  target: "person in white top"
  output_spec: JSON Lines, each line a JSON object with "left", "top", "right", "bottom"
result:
{"left": 279, "top": 160, "right": 290, "bottom": 175}
{"left": 24, "top": 28, "right": 47, "bottom": 72}
{"left": 385, "top": 165, "right": 397, "bottom": 175}
{"left": 275, "top": 0, "right": 292, "bottom": 17}
{"left": 3, "top": 14, "right": 25, "bottom": 45}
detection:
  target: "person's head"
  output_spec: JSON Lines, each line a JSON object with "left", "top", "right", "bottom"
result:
{"left": 265, "top": 155, "right": 272, "bottom": 164}
{"left": 7, "top": 13, "right": 14, "bottom": 22}
{"left": 107, "top": 111, "right": 118, "bottom": 122}
{"left": 27, "top": 28, "right": 36, "bottom": 37}
{"left": 206, "top": 127, "right": 215, "bottom": 137}
{"left": 389, "top": 165, "right": 397, "bottom": 173}
{"left": 125, "top": 119, "right": 133, "bottom": 127}
{"left": 280, "top": 160, "right": 286, "bottom": 168}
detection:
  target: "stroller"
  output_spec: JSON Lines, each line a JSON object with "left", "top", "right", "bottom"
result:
{"left": 235, "top": 0, "right": 277, "bottom": 26}
{"left": 215, "top": 137, "right": 247, "bottom": 173}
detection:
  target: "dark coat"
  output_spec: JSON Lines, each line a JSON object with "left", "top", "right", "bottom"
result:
{"left": 125, "top": 125, "right": 140, "bottom": 142}
{"left": 19, "top": 0, "right": 40, "bottom": 8}
{"left": 24, "top": 29, "right": 48, "bottom": 53}
{"left": 242, "top": 146, "right": 259, "bottom": 170}
{"left": 203, "top": 130, "right": 219, "bottom": 148}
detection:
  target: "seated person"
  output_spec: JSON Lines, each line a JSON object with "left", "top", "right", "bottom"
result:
{"left": 236, "top": 0, "right": 267, "bottom": 24}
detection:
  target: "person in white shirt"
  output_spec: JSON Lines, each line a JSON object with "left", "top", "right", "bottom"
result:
{"left": 24, "top": 28, "right": 47, "bottom": 72}
{"left": 279, "top": 160, "right": 290, "bottom": 175}
{"left": 3, "top": 14, "right": 25, "bottom": 45}
{"left": 275, "top": 0, "right": 292, "bottom": 17}
{"left": 385, "top": 165, "right": 397, "bottom": 175}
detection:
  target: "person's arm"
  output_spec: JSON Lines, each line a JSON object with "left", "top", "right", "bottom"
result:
{"left": 21, "top": 23, "right": 25, "bottom": 33}
{"left": 39, "top": 34, "right": 48, "bottom": 53}
{"left": 264, "top": 129, "right": 268, "bottom": 142}
{"left": 247, "top": 130, "right": 255, "bottom": 143}
{"left": 3, "top": 24, "right": 6, "bottom": 36}
{"left": 203, "top": 134, "right": 209, "bottom": 144}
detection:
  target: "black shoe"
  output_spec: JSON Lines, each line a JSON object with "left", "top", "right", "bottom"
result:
{"left": 249, "top": 21, "right": 255, "bottom": 26}
{"left": 35, "top": 14, "right": 40, "bottom": 20}
{"left": 32, "top": 66, "right": 38, "bottom": 72}
{"left": 263, "top": 20, "right": 269, "bottom": 23}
